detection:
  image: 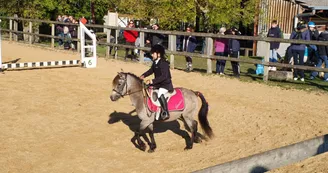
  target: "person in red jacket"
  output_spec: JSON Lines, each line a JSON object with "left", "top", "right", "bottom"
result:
{"left": 123, "top": 20, "right": 138, "bottom": 61}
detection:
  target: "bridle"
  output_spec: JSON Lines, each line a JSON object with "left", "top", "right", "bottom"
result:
{"left": 112, "top": 73, "right": 145, "bottom": 98}
{"left": 112, "top": 73, "right": 128, "bottom": 98}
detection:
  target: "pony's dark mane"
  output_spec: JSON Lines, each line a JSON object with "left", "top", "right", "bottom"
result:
{"left": 124, "top": 72, "right": 143, "bottom": 83}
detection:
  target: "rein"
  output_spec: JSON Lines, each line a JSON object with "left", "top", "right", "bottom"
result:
{"left": 112, "top": 85, "right": 144, "bottom": 98}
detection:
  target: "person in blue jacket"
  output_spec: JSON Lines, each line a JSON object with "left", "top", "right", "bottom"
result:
{"left": 267, "top": 20, "right": 281, "bottom": 71}
{"left": 310, "top": 23, "right": 328, "bottom": 82}
{"left": 289, "top": 20, "right": 310, "bottom": 81}
{"left": 228, "top": 27, "right": 241, "bottom": 78}
{"left": 183, "top": 25, "right": 197, "bottom": 72}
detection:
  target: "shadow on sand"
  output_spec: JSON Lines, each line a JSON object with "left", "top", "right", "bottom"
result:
{"left": 108, "top": 109, "right": 206, "bottom": 150}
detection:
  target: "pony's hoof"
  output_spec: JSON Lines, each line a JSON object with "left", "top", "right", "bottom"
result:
{"left": 194, "top": 138, "right": 202, "bottom": 143}
{"left": 139, "top": 144, "right": 147, "bottom": 151}
{"left": 148, "top": 149, "right": 155, "bottom": 153}
{"left": 184, "top": 146, "right": 192, "bottom": 150}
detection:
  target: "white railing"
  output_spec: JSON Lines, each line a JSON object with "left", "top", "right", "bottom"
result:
{"left": 80, "top": 22, "right": 97, "bottom": 68}
{"left": 0, "top": 20, "right": 98, "bottom": 71}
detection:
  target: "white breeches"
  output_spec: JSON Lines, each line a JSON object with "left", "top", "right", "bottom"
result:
{"left": 158, "top": 88, "right": 168, "bottom": 97}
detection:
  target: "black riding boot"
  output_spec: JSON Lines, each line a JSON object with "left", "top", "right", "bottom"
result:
{"left": 158, "top": 95, "right": 169, "bottom": 120}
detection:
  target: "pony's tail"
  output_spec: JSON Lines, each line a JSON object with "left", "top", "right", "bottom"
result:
{"left": 195, "top": 91, "right": 213, "bottom": 139}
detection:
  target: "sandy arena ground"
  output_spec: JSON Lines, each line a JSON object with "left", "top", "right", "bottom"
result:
{"left": 1, "top": 41, "right": 328, "bottom": 173}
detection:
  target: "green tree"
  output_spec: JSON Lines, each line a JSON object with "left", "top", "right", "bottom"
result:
{"left": 0, "top": 0, "right": 110, "bottom": 22}
{"left": 195, "top": 0, "right": 260, "bottom": 31}
{"left": 55, "top": 0, "right": 109, "bottom": 23}
{"left": 109, "top": 0, "right": 260, "bottom": 30}
{"left": 0, "top": 0, "right": 56, "bottom": 19}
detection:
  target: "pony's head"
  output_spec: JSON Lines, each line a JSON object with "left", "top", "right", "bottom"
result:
{"left": 110, "top": 72, "right": 128, "bottom": 101}
{"left": 110, "top": 72, "right": 143, "bottom": 101}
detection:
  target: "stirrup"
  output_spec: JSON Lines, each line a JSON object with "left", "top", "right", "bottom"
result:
{"left": 161, "top": 111, "right": 169, "bottom": 120}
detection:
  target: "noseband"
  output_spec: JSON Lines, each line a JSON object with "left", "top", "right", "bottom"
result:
{"left": 112, "top": 74, "right": 128, "bottom": 98}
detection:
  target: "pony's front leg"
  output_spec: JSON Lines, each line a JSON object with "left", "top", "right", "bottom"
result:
{"left": 138, "top": 115, "right": 156, "bottom": 153}
{"left": 147, "top": 123, "right": 157, "bottom": 153}
{"left": 131, "top": 131, "right": 147, "bottom": 151}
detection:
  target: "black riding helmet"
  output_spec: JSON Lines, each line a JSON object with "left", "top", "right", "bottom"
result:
{"left": 150, "top": 44, "right": 167, "bottom": 60}
{"left": 296, "top": 20, "right": 306, "bottom": 30}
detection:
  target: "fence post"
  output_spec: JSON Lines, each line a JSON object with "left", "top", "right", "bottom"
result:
{"left": 9, "top": 19, "right": 12, "bottom": 41}
{"left": 77, "top": 26, "right": 81, "bottom": 52}
{"left": 106, "top": 29, "right": 111, "bottom": 58}
{"left": 14, "top": 14, "right": 18, "bottom": 41}
{"left": 139, "top": 32, "right": 145, "bottom": 63}
{"left": 29, "top": 21, "right": 33, "bottom": 44}
{"left": 51, "top": 24, "right": 55, "bottom": 48}
{"left": 168, "top": 35, "right": 176, "bottom": 69}
{"left": 263, "top": 41, "right": 270, "bottom": 81}
{"left": 206, "top": 37, "right": 213, "bottom": 73}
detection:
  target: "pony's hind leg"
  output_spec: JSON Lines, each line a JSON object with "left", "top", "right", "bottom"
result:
{"left": 182, "top": 117, "right": 197, "bottom": 150}
{"left": 193, "top": 120, "right": 202, "bottom": 143}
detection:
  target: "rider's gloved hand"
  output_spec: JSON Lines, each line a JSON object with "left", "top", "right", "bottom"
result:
{"left": 146, "top": 80, "right": 152, "bottom": 85}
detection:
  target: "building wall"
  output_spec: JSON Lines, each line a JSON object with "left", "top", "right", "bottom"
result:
{"left": 258, "top": 0, "right": 303, "bottom": 35}
{"left": 257, "top": 0, "right": 304, "bottom": 57}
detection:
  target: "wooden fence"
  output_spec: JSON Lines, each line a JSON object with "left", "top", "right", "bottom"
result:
{"left": 1, "top": 16, "right": 328, "bottom": 82}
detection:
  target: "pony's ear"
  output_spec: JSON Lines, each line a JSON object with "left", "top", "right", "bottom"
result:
{"left": 117, "top": 72, "right": 125, "bottom": 79}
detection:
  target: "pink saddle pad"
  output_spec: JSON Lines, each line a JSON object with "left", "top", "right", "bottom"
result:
{"left": 146, "top": 88, "right": 185, "bottom": 112}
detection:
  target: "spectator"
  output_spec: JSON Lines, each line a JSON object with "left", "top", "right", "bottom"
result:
{"left": 69, "top": 18, "right": 79, "bottom": 50}
{"left": 214, "top": 27, "right": 229, "bottom": 75}
{"left": 289, "top": 20, "right": 310, "bottom": 81}
{"left": 267, "top": 20, "right": 281, "bottom": 71}
{"left": 62, "top": 16, "right": 72, "bottom": 50}
{"left": 108, "top": 34, "right": 115, "bottom": 55}
{"left": 146, "top": 24, "right": 165, "bottom": 46}
{"left": 310, "top": 23, "right": 328, "bottom": 82}
{"left": 176, "top": 35, "right": 184, "bottom": 51}
{"left": 183, "top": 25, "right": 197, "bottom": 72}
{"left": 56, "top": 15, "right": 64, "bottom": 46}
{"left": 228, "top": 27, "right": 241, "bottom": 78}
{"left": 68, "top": 16, "right": 74, "bottom": 23}
{"left": 62, "top": 15, "right": 69, "bottom": 23}
{"left": 123, "top": 20, "right": 138, "bottom": 61}
{"left": 134, "top": 36, "right": 140, "bottom": 55}
{"left": 307, "top": 21, "right": 320, "bottom": 66}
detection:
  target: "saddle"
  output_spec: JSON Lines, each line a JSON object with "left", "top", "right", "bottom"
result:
{"left": 146, "top": 87, "right": 185, "bottom": 113}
